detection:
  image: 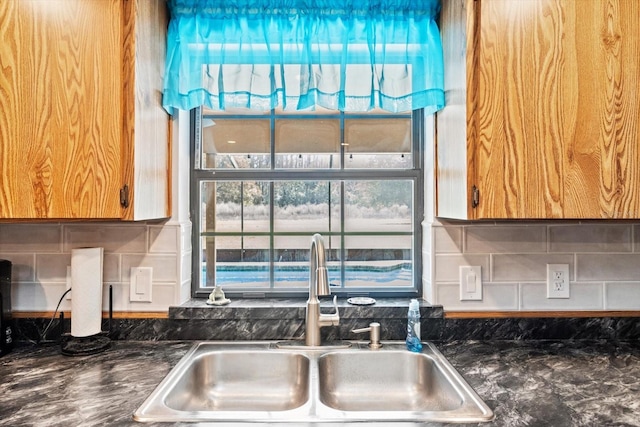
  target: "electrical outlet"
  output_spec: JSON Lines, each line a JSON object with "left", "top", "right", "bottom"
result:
{"left": 546, "top": 263, "right": 570, "bottom": 298}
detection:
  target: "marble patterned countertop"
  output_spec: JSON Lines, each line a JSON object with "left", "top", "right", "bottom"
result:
{"left": 1, "top": 340, "right": 639, "bottom": 427}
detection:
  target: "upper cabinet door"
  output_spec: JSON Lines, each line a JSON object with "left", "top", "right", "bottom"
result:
{"left": 0, "top": 0, "right": 170, "bottom": 220}
{"left": 0, "top": 0, "right": 124, "bottom": 219}
{"left": 120, "top": 0, "right": 170, "bottom": 221}
{"left": 437, "top": 0, "right": 640, "bottom": 219}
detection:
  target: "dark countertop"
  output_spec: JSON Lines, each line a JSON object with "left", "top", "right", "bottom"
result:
{"left": 1, "top": 340, "right": 639, "bottom": 427}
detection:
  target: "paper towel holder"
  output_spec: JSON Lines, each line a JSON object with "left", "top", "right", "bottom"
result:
{"left": 60, "top": 285, "right": 113, "bottom": 356}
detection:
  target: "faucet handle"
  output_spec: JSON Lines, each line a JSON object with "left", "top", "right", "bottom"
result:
{"left": 351, "top": 322, "right": 382, "bottom": 349}
{"left": 327, "top": 295, "right": 338, "bottom": 315}
{"left": 318, "top": 295, "right": 340, "bottom": 327}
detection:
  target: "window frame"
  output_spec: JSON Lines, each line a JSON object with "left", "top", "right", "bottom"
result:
{"left": 190, "top": 107, "right": 424, "bottom": 299}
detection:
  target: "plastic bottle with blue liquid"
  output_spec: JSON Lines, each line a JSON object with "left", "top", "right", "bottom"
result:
{"left": 406, "top": 298, "right": 423, "bottom": 352}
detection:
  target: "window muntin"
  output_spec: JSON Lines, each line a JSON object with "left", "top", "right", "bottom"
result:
{"left": 193, "top": 108, "right": 422, "bottom": 297}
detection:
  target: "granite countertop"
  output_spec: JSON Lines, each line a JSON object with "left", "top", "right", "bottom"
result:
{"left": 1, "top": 340, "right": 639, "bottom": 427}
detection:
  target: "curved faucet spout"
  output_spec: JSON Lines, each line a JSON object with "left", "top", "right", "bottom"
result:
{"left": 310, "top": 233, "right": 330, "bottom": 299}
{"left": 306, "top": 233, "right": 339, "bottom": 346}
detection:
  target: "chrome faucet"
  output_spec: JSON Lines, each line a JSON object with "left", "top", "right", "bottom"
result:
{"left": 305, "top": 233, "right": 340, "bottom": 346}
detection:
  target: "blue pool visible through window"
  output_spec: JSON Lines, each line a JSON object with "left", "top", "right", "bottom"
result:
{"left": 210, "top": 262, "right": 413, "bottom": 287}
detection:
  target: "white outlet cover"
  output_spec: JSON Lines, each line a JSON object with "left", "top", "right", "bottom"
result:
{"left": 459, "top": 266, "right": 482, "bottom": 301}
{"left": 130, "top": 267, "right": 153, "bottom": 303}
{"left": 546, "top": 263, "right": 570, "bottom": 299}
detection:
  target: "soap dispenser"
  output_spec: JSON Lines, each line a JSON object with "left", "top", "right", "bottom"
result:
{"left": 406, "top": 299, "right": 422, "bottom": 352}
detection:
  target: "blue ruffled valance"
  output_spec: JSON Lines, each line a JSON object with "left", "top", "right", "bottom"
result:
{"left": 163, "top": 0, "right": 445, "bottom": 113}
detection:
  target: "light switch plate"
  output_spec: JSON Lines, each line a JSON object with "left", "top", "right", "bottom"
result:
{"left": 459, "top": 265, "right": 482, "bottom": 301}
{"left": 130, "top": 267, "right": 153, "bottom": 302}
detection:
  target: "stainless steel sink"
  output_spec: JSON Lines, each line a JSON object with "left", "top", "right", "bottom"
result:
{"left": 318, "top": 351, "right": 462, "bottom": 412}
{"left": 164, "top": 350, "right": 310, "bottom": 412}
{"left": 133, "top": 341, "right": 494, "bottom": 424}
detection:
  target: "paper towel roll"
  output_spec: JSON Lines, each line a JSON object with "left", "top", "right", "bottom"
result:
{"left": 71, "top": 247, "right": 104, "bottom": 337}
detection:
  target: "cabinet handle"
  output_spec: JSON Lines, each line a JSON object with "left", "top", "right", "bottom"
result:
{"left": 472, "top": 185, "right": 479, "bottom": 208}
{"left": 120, "top": 185, "right": 130, "bottom": 208}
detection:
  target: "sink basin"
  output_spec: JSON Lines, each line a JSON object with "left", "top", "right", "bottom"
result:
{"left": 318, "top": 351, "right": 461, "bottom": 412}
{"left": 164, "top": 350, "right": 309, "bottom": 412}
{"left": 133, "top": 341, "right": 493, "bottom": 424}
{"left": 134, "top": 342, "right": 313, "bottom": 422}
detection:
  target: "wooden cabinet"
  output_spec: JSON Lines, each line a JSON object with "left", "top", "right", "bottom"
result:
{"left": 436, "top": 0, "right": 640, "bottom": 219}
{"left": 0, "top": 0, "right": 170, "bottom": 220}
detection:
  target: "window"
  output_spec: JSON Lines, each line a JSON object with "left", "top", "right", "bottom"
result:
{"left": 191, "top": 107, "right": 423, "bottom": 298}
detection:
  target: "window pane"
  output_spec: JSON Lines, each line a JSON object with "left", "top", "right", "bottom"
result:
{"left": 242, "top": 181, "right": 270, "bottom": 233}
{"left": 202, "top": 181, "right": 271, "bottom": 233}
{"left": 202, "top": 119, "right": 270, "bottom": 169}
{"left": 344, "top": 118, "right": 412, "bottom": 169}
{"left": 275, "top": 119, "right": 340, "bottom": 169}
{"left": 202, "top": 236, "right": 270, "bottom": 288}
{"left": 344, "top": 180, "right": 413, "bottom": 232}
{"left": 274, "top": 181, "right": 340, "bottom": 232}
{"left": 273, "top": 235, "right": 308, "bottom": 289}
{"left": 344, "top": 235, "right": 412, "bottom": 288}
{"left": 204, "top": 181, "right": 241, "bottom": 232}
{"left": 274, "top": 235, "right": 341, "bottom": 288}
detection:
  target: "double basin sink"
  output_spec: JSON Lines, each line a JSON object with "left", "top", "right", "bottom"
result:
{"left": 134, "top": 341, "right": 493, "bottom": 424}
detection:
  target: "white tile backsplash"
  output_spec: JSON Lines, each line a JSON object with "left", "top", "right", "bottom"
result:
{"left": 431, "top": 220, "right": 640, "bottom": 312}
{"left": 148, "top": 225, "right": 179, "bottom": 253}
{"left": 10, "top": 282, "right": 39, "bottom": 311}
{"left": 493, "top": 253, "right": 574, "bottom": 282}
{"left": 122, "top": 254, "right": 178, "bottom": 282}
{"left": 433, "top": 226, "right": 463, "bottom": 253}
{"left": 10, "top": 282, "right": 71, "bottom": 311}
{"left": 434, "top": 254, "right": 490, "bottom": 282}
{"left": 63, "top": 224, "right": 148, "bottom": 253}
{"left": 605, "top": 282, "right": 640, "bottom": 310}
{"left": 35, "top": 254, "right": 71, "bottom": 282}
{"left": 520, "top": 282, "right": 604, "bottom": 311}
{"left": 103, "top": 254, "right": 121, "bottom": 282}
{"left": 5, "top": 217, "right": 640, "bottom": 313}
{"left": 465, "top": 225, "right": 547, "bottom": 253}
{"left": 549, "top": 224, "right": 632, "bottom": 252}
{"left": 577, "top": 253, "right": 640, "bottom": 281}
{"left": 1, "top": 221, "right": 190, "bottom": 312}
{"left": 0, "top": 253, "right": 35, "bottom": 281}
{"left": 106, "top": 282, "right": 177, "bottom": 311}
{"left": 633, "top": 226, "right": 640, "bottom": 252}
{"left": 435, "top": 282, "right": 519, "bottom": 311}
{"left": 0, "top": 225, "right": 61, "bottom": 252}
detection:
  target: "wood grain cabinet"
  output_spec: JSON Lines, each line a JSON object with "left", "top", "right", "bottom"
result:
{"left": 436, "top": 0, "right": 640, "bottom": 219}
{"left": 0, "top": 0, "right": 170, "bottom": 220}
